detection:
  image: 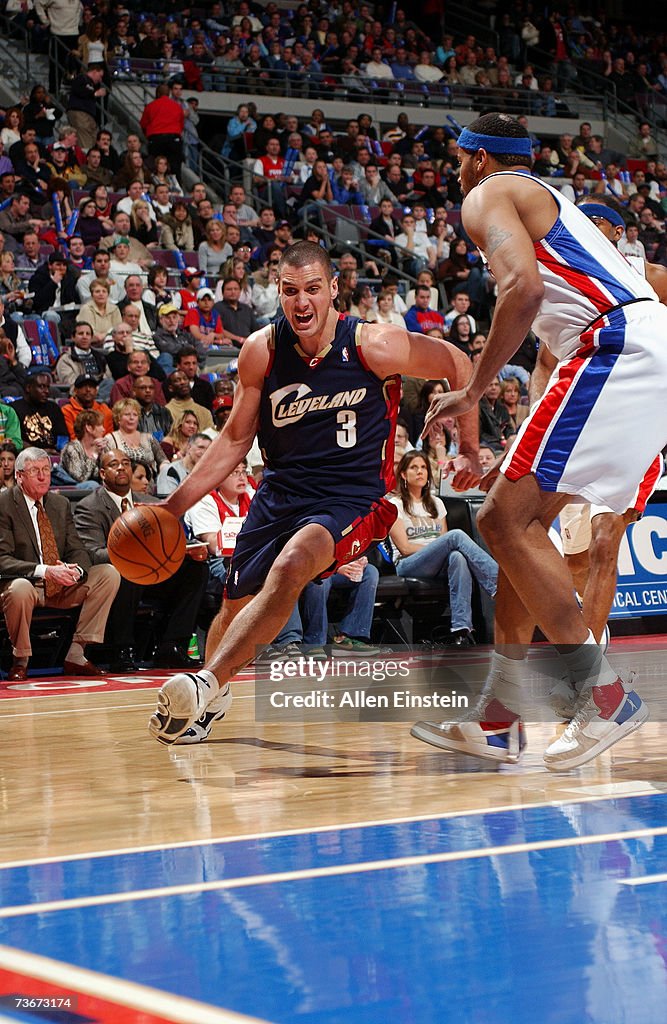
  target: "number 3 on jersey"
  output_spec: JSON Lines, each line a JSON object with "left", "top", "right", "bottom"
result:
{"left": 336, "top": 410, "right": 357, "bottom": 448}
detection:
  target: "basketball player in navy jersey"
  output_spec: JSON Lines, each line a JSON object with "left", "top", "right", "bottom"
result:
{"left": 412, "top": 112, "right": 667, "bottom": 771}
{"left": 149, "top": 240, "right": 478, "bottom": 746}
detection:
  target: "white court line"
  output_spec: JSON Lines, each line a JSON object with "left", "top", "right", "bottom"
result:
{"left": 0, "top": 945, "right": 268, "bottom": 1024}
{"left": 3, "top": 825, "right": 667, "bottom": 919}
{"left": 618, "top": 873, "right": 667, "bottom": 887}
{"left": 1, "top": 787, "right": 663, "bottom": 870}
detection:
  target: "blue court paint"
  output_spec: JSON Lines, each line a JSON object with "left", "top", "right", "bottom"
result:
{"left": 2, "top": 796, "right": 667, "bottom": 1024}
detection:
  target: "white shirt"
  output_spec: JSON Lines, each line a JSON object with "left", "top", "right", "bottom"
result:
{"left": 106, "top": 489, "right": 134, "bottom": 513}
{"left": 388, "top": 494, "right": 447, "bottom": 563}
{"left": 185, "top": 494, "right": 224, "bottom": 538}
{"left": 116, "top": 196, "right": 157, "bottom": 221}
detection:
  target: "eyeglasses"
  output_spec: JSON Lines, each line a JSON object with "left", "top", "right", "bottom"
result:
{"left": 20, "top": 466, "right": 51, "bottom": 478}
{"left": 230, "top": 468, "right": 248, "bottom": 477}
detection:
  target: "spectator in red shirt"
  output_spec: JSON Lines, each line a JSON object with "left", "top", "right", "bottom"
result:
{"left": 183, "top": 288, "right": 226, "bottom": 348}
{"left": 252, "top": 137, "right": 289, "bottom": 219}
{"left": 177, "top": 268, "right": 205, "bottom": 314}
{"left": 139, "top": 84, "right": 185, "bottom": 180}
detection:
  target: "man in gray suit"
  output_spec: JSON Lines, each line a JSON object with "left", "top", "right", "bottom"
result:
{"left": 74, "top": 449, "right": 208, "bottom": 673}
{"left": 0, "top": 448, "right": 120, "bottom": 681}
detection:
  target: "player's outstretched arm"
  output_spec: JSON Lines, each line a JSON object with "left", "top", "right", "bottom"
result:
{"left": 164, "top": 328, "right": 270, "bottom": 519}
{"left": 455, "top": 185, "right": 545, "bottom": 404}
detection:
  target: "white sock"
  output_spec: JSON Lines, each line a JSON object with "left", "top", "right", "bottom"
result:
{"left": 486, "top": 651, "right": 523, "bottom": 714}
{"left": 197, "top": 669, "right": 220, "bottom": 696}
{"left": 560, "top": 630, "right": 617, "bottom": 691}
{"left": 65, "top": 641, "right": 87, "bottom": 666}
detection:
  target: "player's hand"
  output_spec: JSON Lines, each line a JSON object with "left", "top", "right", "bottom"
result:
{"left": 46, "top": 561, "right": 82, "bottom": 586}
{"left": 443, "top": 454, "right": 482, "bottom": 492}
{"left": 478, "top": 452, "right": 506, "bottom": 493}
{"left": 422, "top": 389, "right": 476, "bottom": 439}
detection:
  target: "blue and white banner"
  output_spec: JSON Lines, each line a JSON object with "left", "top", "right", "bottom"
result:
{"left": 611, "top": 502, "right": 667, "bottom": 618}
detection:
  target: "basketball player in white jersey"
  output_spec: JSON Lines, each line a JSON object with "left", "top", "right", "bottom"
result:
{"left": 412, "top": 112, "right": 667, "bottom": 771}
{"left": 540, "top": 195, "right": 667, "bottom": 718}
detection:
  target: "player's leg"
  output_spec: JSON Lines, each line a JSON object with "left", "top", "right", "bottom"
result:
{"left": 173, "top": 595, "right": 254, "bottom": 746}
{"left": 150, "top": 523, "right": 335, "bottom": 744}
{"left": 204, "top": 595, "right": 253, "bottom": 662}
{"left": 583, "top": 509, "right": 636, "bottom": 642}
{"left": 411, "top": 540, "right": 539, "bottom": 762}
{"left": 206, "top": 523, "right": 334, "bottom": 679}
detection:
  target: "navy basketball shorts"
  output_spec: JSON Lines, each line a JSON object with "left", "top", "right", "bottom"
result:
{"left": 225, "top": 485, "right": 397, "bottom": 600}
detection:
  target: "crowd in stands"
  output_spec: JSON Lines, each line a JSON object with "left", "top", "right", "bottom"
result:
{"left": 0, "top": 0, "right": 666, "bottom": 675}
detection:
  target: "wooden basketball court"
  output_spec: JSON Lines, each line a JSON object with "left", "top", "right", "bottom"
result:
{"left": 1, "top": 639, "right": 666, "bottom": 1023}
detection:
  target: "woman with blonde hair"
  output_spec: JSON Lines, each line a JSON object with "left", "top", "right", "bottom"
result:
{"left": 59, "top": 409, "right": 106, "bottom": 485}
{"left": 104, "top": 397, "right": 167, "bottom": 484}
{"left": 76, "top": 278, "right": 122, "bottom": 344}
{"left": 130, "top": 198, "right": 159, "bottom": 248}
{"left": 160, "top": 409, "right": 200, "bottom": 460}
{"left": 215, "top": 256, "right": 252, "bottom": 306}
{"left": 198, "top": 219, "right": 230, "bottom": 277}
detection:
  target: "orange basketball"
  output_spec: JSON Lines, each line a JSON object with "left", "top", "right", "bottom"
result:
{"left": 108, "top": 505, "right": 186, "bottom": 585}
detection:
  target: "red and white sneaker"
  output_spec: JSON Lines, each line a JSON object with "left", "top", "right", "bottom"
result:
{"left": 411, "top": 696, "right": 526, "bottom": 764}
{"left": 543, "top": 672, "right": 648, "bottom": 771}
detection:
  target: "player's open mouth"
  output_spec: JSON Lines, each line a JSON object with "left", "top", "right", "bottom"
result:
{"left": 294, "top": 312, "right": 314, "bottom": 327}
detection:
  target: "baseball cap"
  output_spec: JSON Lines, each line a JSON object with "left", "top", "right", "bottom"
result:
{"left": 276, "top": 219, "right": 290, "bottom": 228}
{"left": 52, "top": 142, "right": 66, "bottom": 151}
{"left": 158, "top": 302, "right": 179, "bottom": 316}
{"left": 74, "top": 373, "right": 99, "bottom": 388}
{"left": 197, "top": 287, "right": 215, "bottom": 300}
{"left": 48, "top": 250, "right": 68, "bottom": 264}
{"left": 212, "top": 395, "right": 233, "bottom": 412}
{"left": 183, "top": 266, "right": 202, "bottom": 280}
{"left": 111, "top": 235, "right": 130, "bottom": 247}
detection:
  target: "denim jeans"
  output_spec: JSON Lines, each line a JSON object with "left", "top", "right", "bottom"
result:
{"left": 396, "top": 529, "right": 497, "bottom": 632}
{"left": 274, "top": 564, "right": 380, "bottom": 645}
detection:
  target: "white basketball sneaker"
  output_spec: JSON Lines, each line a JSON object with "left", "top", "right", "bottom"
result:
{"left": 148, "top": 670, "right": 220, "bottom": 746}
{"left": 411, "top": 694, "right": 526, "bottom": 764}
{"left": 544, "top": 672, "right": 648, "bottom": 771}
{"left": 172, "top": 683, "right": 232, "bottom": 744}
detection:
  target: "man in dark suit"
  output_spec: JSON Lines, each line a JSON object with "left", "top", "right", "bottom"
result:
{"left": 0, "top": 448, "right": 120, "bottom": 681}
{"left": 74, "top": 449, "right": 208, "bottom": 672}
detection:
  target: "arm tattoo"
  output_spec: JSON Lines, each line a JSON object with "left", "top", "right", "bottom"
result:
{"left": 485, "top": 224, "right": 512, "bottom": 257}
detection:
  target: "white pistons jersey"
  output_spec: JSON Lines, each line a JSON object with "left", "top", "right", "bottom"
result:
{"left": 489, "top": 171, "right": 667, "bottom": 512}
{"left": 480, "top": 172, "right": 658, "bottom": 362}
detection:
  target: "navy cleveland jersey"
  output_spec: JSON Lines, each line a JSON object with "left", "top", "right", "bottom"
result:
{"left": 258, "top": 314, "right": 400, "bottom": 501}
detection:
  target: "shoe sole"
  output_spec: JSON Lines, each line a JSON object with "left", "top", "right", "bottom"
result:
{"left": 543, "top": 703, "right": 649, "bottom": 771}
{"left": 148, "top": 673, "right": 217, "bottom": 746}
{"left": 410, "top": 721, "right": 523, "bottom": 764}
{"left": 172, "top": 685, "right": 233, "bottom": 745}
{"left": 331, "top": 648, "right": 381, "bottom": 657}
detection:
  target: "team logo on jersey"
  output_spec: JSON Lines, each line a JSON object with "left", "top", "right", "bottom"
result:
{"left": 342, "top": 346, "right": 350, "bottom": 362}
{"left": 269, "top": 383, "right": 367, "bottom": 427}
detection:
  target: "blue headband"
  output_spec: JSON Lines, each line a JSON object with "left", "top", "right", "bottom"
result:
{"left": 577, "top": 202, "right": 626, "bottom": 229}
{"left": 457, "top": 128, "right": 533, "bottom": 157}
